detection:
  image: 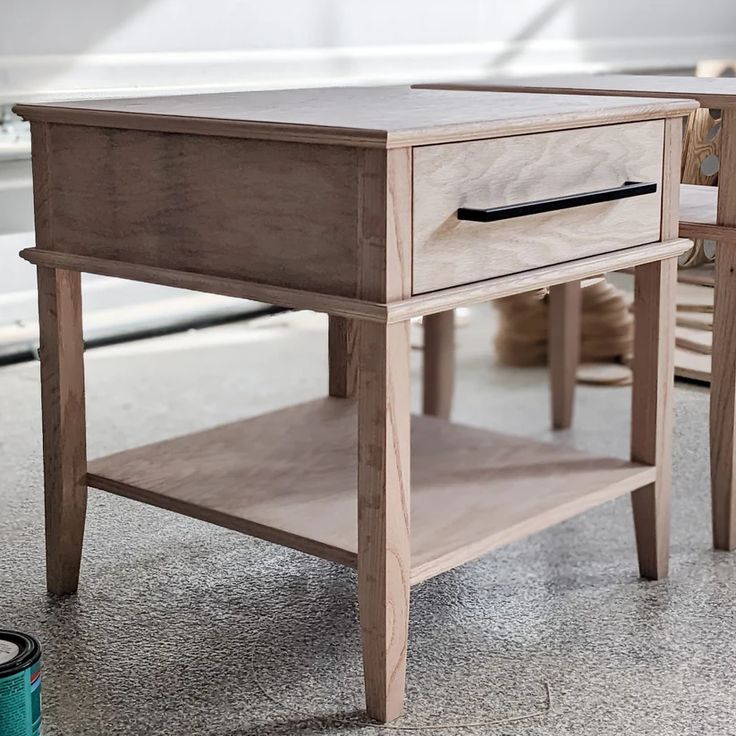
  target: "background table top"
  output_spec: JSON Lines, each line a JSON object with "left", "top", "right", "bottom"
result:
{"left": 14, "top": 85, "right": 696, "bottom": 148}
{"left": 418, "top": 75, "right": 736, "bottom": 109}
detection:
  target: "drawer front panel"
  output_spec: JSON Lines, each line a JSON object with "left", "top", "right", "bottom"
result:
{"left": 412, "top": 120, "right": 664, "bottom": 294}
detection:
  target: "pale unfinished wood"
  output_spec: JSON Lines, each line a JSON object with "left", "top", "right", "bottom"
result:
{"left": 630, "top": 258, "right": 677, "bottom": 579}
{"left": 710, "top": 108, "right": 736, "bottom": 550}
{"left": 413, "top": 121, "right": 664, "bottom": 293}
{"left": 357, "top": 321, "right": 411, "bottom": 722}
{"left": 677, "top": 310, "right": 713, "bottom": 329}
{"left": 422, "top": 311, "right": 455, "bottom": 419}
{"left": 37, "top": 267, "right": 88, "bottom": 595}
{"left": 358, "top": 147, "right": 413, "bottom": 302}
{"left": 389, "top": 239, "right": 692, "bottom": 322}
{"left": 676, "top": 326, "right": 712, "bottom": 354}
{"left": 676, "top": 280, "right": 714, "bottom": 312}
{"left": 14, "top": 86, "right": 697, "bottom": 149}
{"left": 680, "top": 184, "right": 725, "bottom": 239}
{"left": 629, "top": 116, "right": 680, "bottom": 578}
{"left": 549, "top": 281, "right": 581, "bottom": 429}
{"left": 86, "top": 397, "right": 656, "bottom": 587}
{"left": 20, "top": 249, "right": 389, "bottom": 323}
{"left": 675, "top": 347, "right": 711, "bottom": 383}
{"left": 39, "top": 124, "right": 363, "bottom": 298}
{"left": 418, "top": 75, "right": 723, "bottom": 108}
{"left": 328, "top": 317, "right": 358, "bottom": 398}
{"left": 21, "top": 239, "right": 693, "bottom": 325}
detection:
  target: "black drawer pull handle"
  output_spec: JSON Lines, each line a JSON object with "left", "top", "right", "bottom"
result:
{"left": 457, "top": 181, "right": 658, "bottom": 223}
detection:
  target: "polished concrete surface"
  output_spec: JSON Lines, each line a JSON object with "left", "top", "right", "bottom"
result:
{"left": 1, "top": 306, "right": 730, "bottom": 736}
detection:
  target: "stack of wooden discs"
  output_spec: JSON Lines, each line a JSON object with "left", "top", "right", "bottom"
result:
{"left": 494, "top": 277, "right": 634, "bottom": 384}
{"left": 674, "top": 278, "right": 713, "bottom": 383}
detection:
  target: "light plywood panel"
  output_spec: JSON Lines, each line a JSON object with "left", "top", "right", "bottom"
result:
{"left": 87, "top": 398, "right": 656, "bottom": 585}
{"left": 413, "top": 121, "right": 664, "bottom": 293}
{"left": 15, "top": 86, "right": 697, "bottom": 148}
{"left": 42, "top": 124, "right": 363, "bottom": 297}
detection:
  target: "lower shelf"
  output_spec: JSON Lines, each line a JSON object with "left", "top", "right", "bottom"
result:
{"left": 88, "top": 397, "right": 655, "bottom": 584}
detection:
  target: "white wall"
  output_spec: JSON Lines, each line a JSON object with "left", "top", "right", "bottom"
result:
{"left": 3, "top": 0, "right": 736, "bottom": 103}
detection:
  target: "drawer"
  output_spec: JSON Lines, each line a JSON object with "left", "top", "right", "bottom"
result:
{"left": 412, "top": 120, "right": 664, "bottom": 294}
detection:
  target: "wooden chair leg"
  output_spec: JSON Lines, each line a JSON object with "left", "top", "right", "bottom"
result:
{"left": 328, "top": 316, "right": 358, "bottom": 398}
{"left": 422, "top": 310, "right": 455, "bottom": 419}
{"left": 357, "top": 319, "right": 411, "bottom": 723}
{"left": 710, "top": 243, "right": 736, "bottom": 550}
{"left": 630, "top": 258, "right": 677, "bottom": 579}
{"left": 710, "top": 108, "right": 736, "bottom": 550}
{"left": 548, "top": 281, "right": 581, "bottom": 429}
{"left": 37, "top": 266, "right": 88, "bottom": 595}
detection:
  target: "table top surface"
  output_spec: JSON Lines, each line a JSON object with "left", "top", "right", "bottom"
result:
{"left": 14, "top": 85, "right": 696, "bottom": 147}
{"left": 418, "top": 74, "right": 736, "bottom": 108}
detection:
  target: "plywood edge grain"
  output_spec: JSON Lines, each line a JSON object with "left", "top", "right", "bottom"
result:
{"left": 20, "top": 248, "right": 389, "bottom": 323}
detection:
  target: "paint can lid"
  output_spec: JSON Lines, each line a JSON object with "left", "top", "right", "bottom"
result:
{"left": 0, "top": 631, "right": 42, "bottom": 677}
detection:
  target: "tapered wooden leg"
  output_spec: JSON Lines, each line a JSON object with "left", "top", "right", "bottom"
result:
{"left": 422, "top": 310, "right": 454, "bottom": 419}
{"left": 710, "top": 109, "right": 736, "bottom": 550}
{"left": 357, "top": 319, "right": 411, "bottom": 723}
{"left": 711, "top": 244, "right": 736, "bottom": 550}
{"left": 328, "top": 316, "right": 358, "bottom": 398}
{"left": 548, "top": 281, "right": 581, "bottom": 430}
{"left": 37, "top": 266, "right": 88, "bottom": 595}
{"left": 630, "top": 258, "right": 676, "bottom": 579}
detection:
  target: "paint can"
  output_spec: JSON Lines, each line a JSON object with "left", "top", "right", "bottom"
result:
{"left": 0, "top": 631, "right": 42, "bottom": 736}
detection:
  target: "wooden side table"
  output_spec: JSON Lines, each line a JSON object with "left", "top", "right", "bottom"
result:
{"left": 416, "top": 75, "right": 736, "bottom": 552}
{"left": 15, "top": 87, "right": 694, "bottom": 722}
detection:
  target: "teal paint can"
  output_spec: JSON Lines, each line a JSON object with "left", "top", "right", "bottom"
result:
{"left": 0, "top": 631, "right": 42, "bottom": 736}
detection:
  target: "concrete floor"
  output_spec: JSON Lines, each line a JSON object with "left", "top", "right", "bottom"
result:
{"left": 1, "top": 305, "right": 732, "bottom": 736}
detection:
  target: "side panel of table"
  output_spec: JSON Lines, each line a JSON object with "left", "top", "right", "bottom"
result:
{"left": 33, "top": 123, "right": 365, "bottom": 298}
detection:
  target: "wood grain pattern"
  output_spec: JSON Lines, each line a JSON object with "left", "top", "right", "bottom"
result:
{"left": 548, "top": 281, "right": 581, "bottom": 430}
{"left": 86, "top": 397, "right": 656, "bottom": 585}
{"left": 14, "top": 86, "right": 697, "bottom": 148}
{"left": 412, "top": 122, "right": 664, "bottom": 292}
{"left": 710, "top": 108, "right": 736, "bottom": 550}
{"left": 682, "top": 109, "right": 720, "bottom": 187}
{"left": 663, "top": 117, "right": 685, "bottom": 240}
{"left": 357, "top": 320, "right": 411, "bottom": 722}
{"left": 43, "top": 124, "right": 363, "bottom": 297}
{"left": 422, "top": 311, "right": 455, "bottom": 419}
{"left": 328, "top": 317, "right": 359, "bottom": 398}
{"left": 357, "top": 148, "right": 413, "bottom": 302}
{"left": 630, "top": 258, "right": 677, "bottom": 579}
{"left": 629, "top": 117, "right": 680, "bottom": 578}
{"left": 37, "top": 267, "right": 88, "bottom": 595}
